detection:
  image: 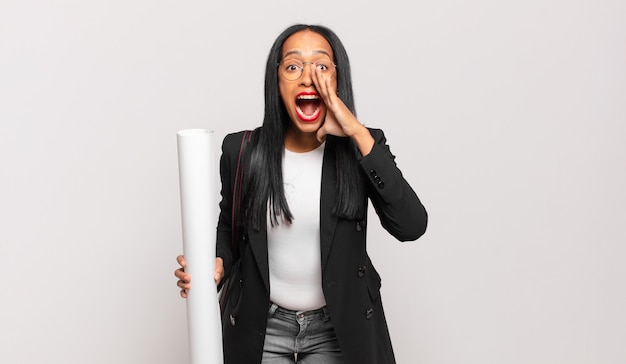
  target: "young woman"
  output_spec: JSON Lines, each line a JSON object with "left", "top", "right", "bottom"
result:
{"left": 175, "top": 24, "right": 428, "bottom": 364}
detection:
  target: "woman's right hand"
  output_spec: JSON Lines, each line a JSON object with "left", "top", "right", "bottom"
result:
{"left": 175, "top": 255, "right": 190, "bottom": 298}
{"left": 175, "top": 255, "right": 225, "bottom": 298}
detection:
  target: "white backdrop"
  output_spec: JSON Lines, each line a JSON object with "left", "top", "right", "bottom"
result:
{"left": 1, "top": 0, "right": 625, "bottom": 363}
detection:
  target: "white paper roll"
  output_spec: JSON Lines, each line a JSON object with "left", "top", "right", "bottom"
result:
{"left": 177, "top": 129, "right": 223, "bottom": 364}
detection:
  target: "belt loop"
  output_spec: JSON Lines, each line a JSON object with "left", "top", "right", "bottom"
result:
{"left": 268, "top": 302, "right": 278, "bottom": 316}
{"left": 322, "top": 306, "right": 330, "bottom": 322}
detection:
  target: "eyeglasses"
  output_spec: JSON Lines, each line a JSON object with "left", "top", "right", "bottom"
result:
{"left": 278, "top": 58, "right": 337, "bottom": 81}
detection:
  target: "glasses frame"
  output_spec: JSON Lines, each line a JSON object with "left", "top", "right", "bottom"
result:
{"left": 277, "top": 58, "right": 338, "bottom": 81}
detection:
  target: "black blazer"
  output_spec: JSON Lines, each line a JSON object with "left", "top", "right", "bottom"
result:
{"left": 216, "top": 128, "right": 427, "bottom": 364}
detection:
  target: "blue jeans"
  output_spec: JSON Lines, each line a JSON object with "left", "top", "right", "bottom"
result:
{"left": 262, "top": 303, "right": 344, "bottom": 364}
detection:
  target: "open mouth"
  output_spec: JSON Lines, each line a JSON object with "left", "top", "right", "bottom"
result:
{"left": 295, "top": 92, "right": 322, "bottom": 122}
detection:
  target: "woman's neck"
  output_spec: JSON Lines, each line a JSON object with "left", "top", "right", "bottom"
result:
{"left": 284, "top": 128, "right": 322, "bottom": 152}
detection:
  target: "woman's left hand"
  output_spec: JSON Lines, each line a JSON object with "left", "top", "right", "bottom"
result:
{"left": 312, "top": 66, "right": 374, "bottom": 155}
{"left": 312, "top": 66, "right": 359, "bottom": 140}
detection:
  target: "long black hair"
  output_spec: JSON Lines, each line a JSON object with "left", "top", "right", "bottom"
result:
{"left": 243, "top": 24, "right": 366, "bottom": 230}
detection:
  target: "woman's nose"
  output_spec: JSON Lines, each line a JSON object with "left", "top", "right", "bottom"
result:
{"left": 300, "top": 63, "right": 314, "bottom": 87}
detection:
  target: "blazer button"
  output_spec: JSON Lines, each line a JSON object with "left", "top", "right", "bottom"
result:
{"left": 230, "top": 314, "right": 236, "bottom": 326}
{"left": 357, "top": 266, "right": 366, "bottom": 278}
{"left": 377, "top": 181, "right": 385, "bottom": 189}
{"left": 366, "top": 308, "right": 374, "bottom": 320}
{"left": 370, "top": 169, "right": 377, "bottom": 178}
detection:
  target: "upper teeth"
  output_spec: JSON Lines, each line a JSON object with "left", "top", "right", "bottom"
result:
{"left": 298, "top": 95, "right": 319, "bottom": 100}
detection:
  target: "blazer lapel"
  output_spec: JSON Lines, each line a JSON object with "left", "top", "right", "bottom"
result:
{"left": 248, "top": 225, "right": 270, "bottom": 293}
{"left": 320, "top": 140, "right": 338, "bottom": 272}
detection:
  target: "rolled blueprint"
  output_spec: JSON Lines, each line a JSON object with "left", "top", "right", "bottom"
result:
{"left": 177, "top": 129, "right": 223, "bottom": 364}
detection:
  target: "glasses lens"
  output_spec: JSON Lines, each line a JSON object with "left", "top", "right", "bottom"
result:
{"left": 279, "top": 59, "right": 303, "bottom": 81}
{"left": 314, "top": 60, "right": 335, "bottom": 74}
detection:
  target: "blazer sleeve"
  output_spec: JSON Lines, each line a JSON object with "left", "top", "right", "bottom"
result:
{"left": 360, "top": 128, "right": 428, "bottom": 241}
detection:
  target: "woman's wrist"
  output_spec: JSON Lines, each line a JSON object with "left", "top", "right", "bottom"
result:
{"left": 350, "top": 125, "right": 374, "bottom": 157}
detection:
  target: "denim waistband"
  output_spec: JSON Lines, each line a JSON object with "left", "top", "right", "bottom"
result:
{"left": 269, "top": 302, "right": 329, "bottom": 321}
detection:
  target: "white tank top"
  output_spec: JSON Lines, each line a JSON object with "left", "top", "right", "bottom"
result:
{"left": 267, "top": 142, "right": 326, "bottom": 311}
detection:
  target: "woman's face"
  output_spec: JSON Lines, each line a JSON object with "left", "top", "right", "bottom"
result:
{"left": 278, "top": 30, "right": 336, "bottom": 135}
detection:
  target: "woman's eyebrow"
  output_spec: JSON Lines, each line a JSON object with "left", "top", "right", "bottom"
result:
{"left": 282, "top": 50, "right": 332, "bottom": 58}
